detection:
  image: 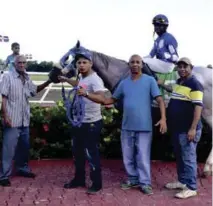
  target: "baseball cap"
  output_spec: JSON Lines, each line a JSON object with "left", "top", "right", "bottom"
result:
{"left": 177, "top": 57, "right": 192, "bottom": 65}
{"left": 74, "top": 49, "right": 92, "bottom": 62}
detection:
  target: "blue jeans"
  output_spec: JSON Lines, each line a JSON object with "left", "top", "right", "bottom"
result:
{"left": 121, "top": 130, "right": 152, "bottom": 186}
{"left": 172, "top": 130, "right": 202, "bottom": 190}
{"left": 0, "top": 127, "right": 31, "bottom": 180}
{"left": 72, "top": 120, "right": 103, "bottom": 187}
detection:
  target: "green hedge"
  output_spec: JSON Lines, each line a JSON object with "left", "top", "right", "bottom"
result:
{"left": 0, "top": 102, "right": 211, "bottom": 162}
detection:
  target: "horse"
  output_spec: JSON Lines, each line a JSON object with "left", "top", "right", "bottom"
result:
{"left": 59, "top": 41, "right": 212, "bottom": 176}
{"left": 60, "top": 41, "right": 159, "bottom": 92}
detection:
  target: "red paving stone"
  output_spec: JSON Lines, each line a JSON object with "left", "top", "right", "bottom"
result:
{"left": 0, "top": 160, "right": 212, "bottom": 206}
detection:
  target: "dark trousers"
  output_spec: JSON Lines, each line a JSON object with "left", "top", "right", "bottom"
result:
{"left": 72, "top": 120, "right": 103, "bottom": 187}
{"left": 151, "top": 107, "right": 172, "bottom": 160}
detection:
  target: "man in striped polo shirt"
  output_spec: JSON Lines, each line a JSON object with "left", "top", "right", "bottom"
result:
{"left": 164, "top": 57, "right": 204, "bottom": 199}
{"left": 0, "top": 55, "right": 51, "bottom": 187}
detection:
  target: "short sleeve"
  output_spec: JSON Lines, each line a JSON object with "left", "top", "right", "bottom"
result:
{"left": 91, "top": 75, "right": 106, "bottom": 92}
{"left": 28, "top": 79, "right": 37, "bottom": 97}
{"left": 190, "top": 80, "right": 204, "bottom": 106}
{"left": 112, "top": 81, "right": 124, "bottom": 100}
{"left": 150, "top": 77, "right": 161, "bottom": 99}
{"left": 0, "top": 74, "right": 10, "bottom": 97}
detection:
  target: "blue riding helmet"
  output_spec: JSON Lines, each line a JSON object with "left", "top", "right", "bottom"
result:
{"left": 152, "top": 14, "right": 169, "bottom": 25}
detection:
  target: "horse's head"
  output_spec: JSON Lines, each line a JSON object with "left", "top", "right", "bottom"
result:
{"left": 59, "top": 40, "right": 91, "bottom": 78}
{"left": 60, "top": 40, "right": 89, "bottom": 67}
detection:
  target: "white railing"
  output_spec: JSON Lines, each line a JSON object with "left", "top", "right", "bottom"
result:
{"left": 30, "top": 81, "right": 72, "bottom": 105}
{"left": 1, "top": 71, "right": 49, "bottom": 75}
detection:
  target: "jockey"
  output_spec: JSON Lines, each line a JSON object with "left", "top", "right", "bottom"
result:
{"left": 145, "top": 15, "right": 179, "bottom": 160}
{"left": 143, "top": 14, "right": 179, "bottom": 74}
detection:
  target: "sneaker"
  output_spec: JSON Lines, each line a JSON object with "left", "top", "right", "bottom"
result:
{"left": 120, "top": 180, "right": 140, "bottom": 190}
{"left": 165, "top": 181, "right": 186, "bottom": 190}
{"left": 64, "top": 179, "right": 86, "bottom": 189}
{"left": 175, "top": 187, "right": 197, "bottom": 199}
{"left": 141, "top": 185, "right": 153, "bottom": 195}
{"left": 0, "top": 179, "right": 11, "bottom": 187}
{"left": 16, "top": 171, "right": 36, "bottom": 178}
{"left": 87, "top": 184, "right": 102, "bottom": 195}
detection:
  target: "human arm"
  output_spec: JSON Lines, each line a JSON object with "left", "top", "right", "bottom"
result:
{"left": 78, "top": 79, "right": 124, "bottom": 105}
{"left": 157, "top": 79, "right": 173, "bottom": 93}
{"left": 187, "top": 82, "right": 204, "bottom": 141}
{"left": 164, "top": 37, "right": 178, "bottom": 63}
{"left": 27, "top": 78, "right": 51, "bottom": 96}
{"left": 78, "top": 90, "right": 116, "bottom": 105}
{"left": 0, "top": 74, "right": 12, "bottom": 126}
{"left": 1, "top": 96, "right": 12, "bottom": 127}
{"left": 58, "top": 76, "right": 78, "bottom": 87}
{"left": 3, "top": 57, "right": 9, "bottom": 70}
{"left": 37, "top": 80, "right": 51, "bottom": 93}
{"left": 150, "top": 78, "right": 167, "bottom": 133}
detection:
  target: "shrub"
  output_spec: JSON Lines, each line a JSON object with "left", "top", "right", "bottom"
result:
{"left": 0, "top": 102, "right": 211, "bottom": 162}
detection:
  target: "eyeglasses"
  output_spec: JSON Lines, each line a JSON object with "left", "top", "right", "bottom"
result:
{"left": 18, "top": 61, "right": 27, "bottom": 64}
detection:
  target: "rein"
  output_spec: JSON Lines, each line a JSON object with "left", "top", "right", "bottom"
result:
{"left": 61, "top": 73, "right": 85, "bottom": 127}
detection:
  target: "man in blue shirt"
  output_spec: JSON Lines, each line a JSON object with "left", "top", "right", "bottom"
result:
{"left": 77, "top": 54, "right": 167, "bottom": 195}
{"left": 4, "top": 42, "right": 20, "bottom": 72}
{"left": 165, "top": 57, "right": 204, "bottom": 199}
{"left": 143, "top": 14, "right": 178, "bottom": 74}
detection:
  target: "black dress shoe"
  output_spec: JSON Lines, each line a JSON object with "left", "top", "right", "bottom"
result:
{"left": 0, "top": 179, "right": 11, "bottom": 187}
{"left": 16, "top": 171, "right": 36, "bottom": 178}
{"left": 87, "top": 184, "right": 102, "bottom": 194}
{"left": 64, "top": 179, "right": 86, "bottom": 189}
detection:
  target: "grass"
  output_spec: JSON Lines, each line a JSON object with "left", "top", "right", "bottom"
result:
{"left": 29, "top": 74, "right": 48, "bottom": 81}
{"left": 29, "top": 74, "right": 73, "bottom": 88}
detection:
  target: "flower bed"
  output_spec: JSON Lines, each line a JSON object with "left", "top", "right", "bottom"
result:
{"left": 0, "top": 101, "right": 211, "bottom": 162}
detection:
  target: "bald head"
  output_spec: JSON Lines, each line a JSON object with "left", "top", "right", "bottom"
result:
{"left": 15, "top": 55, "right": 27, "bottom": 72}
{"left": 129, "top": 54, "right": 143, "bottom": 63}
{"left": 128, "top": 54, "right": 143, "bottom": 75}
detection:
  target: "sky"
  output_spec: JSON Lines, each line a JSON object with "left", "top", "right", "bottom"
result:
{"left": 0, "top": 0, "right": 212, "bottom": 66}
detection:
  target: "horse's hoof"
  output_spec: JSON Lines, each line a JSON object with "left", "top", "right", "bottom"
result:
{"left": 203, "top": 171, "right": 212, "bottom": 177}
{"left": 200, "top": 171, "right": 212, "bottom": 178}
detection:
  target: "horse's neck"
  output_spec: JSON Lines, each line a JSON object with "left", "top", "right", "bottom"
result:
{"left": 91, "top": 51, "right": 129, "bottom": 91}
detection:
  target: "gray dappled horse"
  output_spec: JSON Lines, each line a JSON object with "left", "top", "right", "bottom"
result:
{"left": 60, "top": 41, "right": 212, "bottom": 176}
{"left": 60, "top": 41, "right": 157, "bottom": 92}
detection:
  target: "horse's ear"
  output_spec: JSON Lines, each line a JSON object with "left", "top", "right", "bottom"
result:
{"left": 76, "top": 40, "right": 80, "bottom": 48}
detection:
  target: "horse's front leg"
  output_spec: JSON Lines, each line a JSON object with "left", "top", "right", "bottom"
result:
{"left": 203, "top": 148, "right": 213, "bottom": 177}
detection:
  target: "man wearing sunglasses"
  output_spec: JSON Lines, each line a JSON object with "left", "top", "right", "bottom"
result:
{"left": 0, "top": 55, "right": 51, "bottom": 187}
{"left": 163, "top": 57, "right": 204, "bottom": 199}
{"left": 77, "top": 54, "right": 167, "bottom": 195}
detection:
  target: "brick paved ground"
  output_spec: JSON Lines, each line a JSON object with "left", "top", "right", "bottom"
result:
{"left": 0, "top": 160, "right": 212, "bottom": 206}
